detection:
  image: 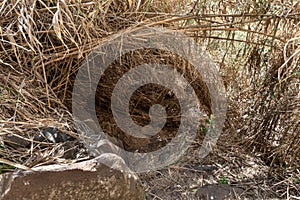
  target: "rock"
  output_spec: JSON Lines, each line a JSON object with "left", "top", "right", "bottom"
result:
{"left": 34, "top": 127, "right": 73, "bottom": 143}
{"left": 195, "top": 184, "right": 244, "bottom": 199}
{"left": 0, "top": 153, "right": 144, "bottom": 200}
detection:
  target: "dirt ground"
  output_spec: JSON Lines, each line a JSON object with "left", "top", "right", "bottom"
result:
{"left": 139, "top": 136, "right": 298, "bottom": 200}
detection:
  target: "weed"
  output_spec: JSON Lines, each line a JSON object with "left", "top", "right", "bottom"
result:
{"left": 219, "top": 176, "right": 229, "bottom": 184}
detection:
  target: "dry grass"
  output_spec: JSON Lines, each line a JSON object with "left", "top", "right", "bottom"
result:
{"left": 0, "top": 0, "right": 299, "bottom": 198}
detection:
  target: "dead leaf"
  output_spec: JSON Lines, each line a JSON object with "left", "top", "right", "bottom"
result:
{"left": 52, "top": 6, "right": 62, "bottom": 41}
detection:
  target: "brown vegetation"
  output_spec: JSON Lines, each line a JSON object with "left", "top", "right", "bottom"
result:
{"left": 0, "top": 0, "right": 299, "bottom": 199}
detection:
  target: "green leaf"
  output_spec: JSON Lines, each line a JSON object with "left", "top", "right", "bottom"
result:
{"left": 219, "top": 176, "right": 229, "bottom": 184}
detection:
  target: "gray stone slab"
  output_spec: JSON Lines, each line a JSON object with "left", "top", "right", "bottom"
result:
{"left": 0, "top": 154, "right": 144, "bottom": 200}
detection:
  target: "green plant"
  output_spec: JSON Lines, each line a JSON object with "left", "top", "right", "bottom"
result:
{"left": 219, "top": 176, "right": 229, "bottom": 184}
{"left": 292, "top": 178, "right": 299, "bottom": 184}
{"left": 0, "top": 164, "right": 15, "bottom": 174}
{"left": 49, "top": 0, "right": 56, "bottom": 7}
{"left": 199, "top": 115, "right": 215, "bottom": 135}
{"left": 200, "top": 125, "right": 208, "bottom": 133}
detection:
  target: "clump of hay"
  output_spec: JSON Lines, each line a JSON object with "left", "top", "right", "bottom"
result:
{"left": 0, "top": 0, "right": 198, "bottom": 169}
{"left": 0, "top": 1, "right": 299, "bottom": 197}
{"left": 0, "top": 0, "right": 161, "bottom": 169}
{"left": 239, "top": 42, "right": 300, "bottom": 169}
